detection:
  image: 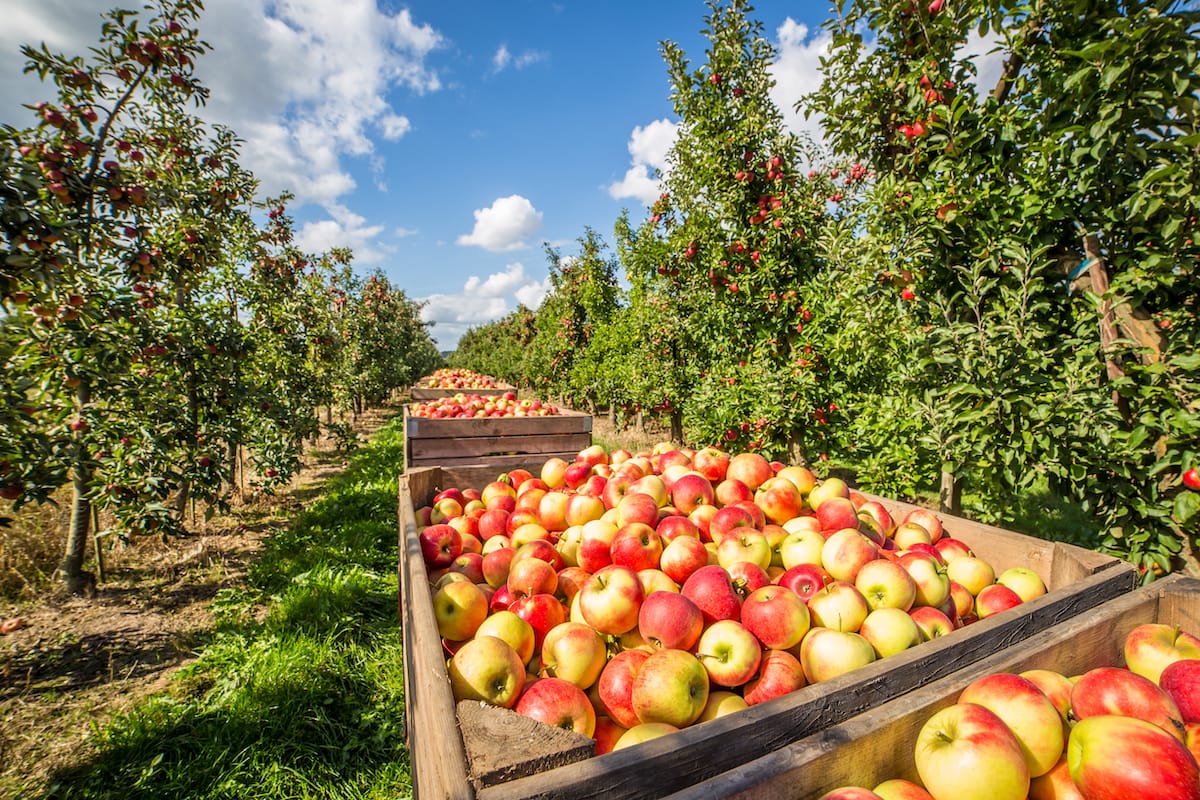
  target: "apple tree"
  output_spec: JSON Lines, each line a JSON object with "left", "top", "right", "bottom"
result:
{"left": 449, "top": 305, "right": 537, "bottom": 389}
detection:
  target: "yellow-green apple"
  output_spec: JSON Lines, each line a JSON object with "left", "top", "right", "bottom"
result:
{"left": 630, "top": 647, "right": 710, "bottom": 727}
{"left": 933, "top": 536, "right": 973, "bottom": 563}
{"left": 448, "top": 635, "right": 527, "bottom": 707}
{"left": 958, "top": 672, "right": 1067, "bottom": 777}
{"left": 592, "top": 715, "right": 628, "bottom": 756}
{"left": 596, "top": 647, "right": 649, "bottom": 728}
{"left": 717, "top": 529, "right": 772, "bottom": 571}
{"left": 578, "top": 564, "right": 644, "bottom": 635}
{"left": 755, "top": 477, "right": 804, "bottom": 525}
{"left": 610, "top": 522, "right": 663, "bottom": 572}
{"left": 483, "top": 533, "right": 512, "bottom": 557}
{"left": 762, "top": 524, "right": 789, "bottom": 568}
{"left": 776, "top": 465, "right": 817, "bottom": 497}
{"left": 947, "top": 580, "right": 976, "bottom": 622}
{"left": 807, "top": 477, "right": 851, "bottom": 511}
{"left": 799, "top": 627, "right": 876, "bottom": 683}
{"left": 430, "top": 495, "right": 463, "bottom": 525}
{"left": 564, "top": 493, "right": 605, "bottom": 528}
{"left": 475, "top": 610, "right": 537, "bottom": 665}
{"left": 778, "top": 563, "right": 833, "bottom": 602}
{"left": 637, "top": 568, "right": 679, "bottom": 596}
{"left": 696, "top": 689, "right": 749, "bottom": 723}
{"left": 1161, "top": 659, "right": 1200, "bottom": 723}
{"left": 1027, "top": 756, "right": 1084, "bottom": 800}
{"left": 744, "top": 648, "right": 807, "bottom": 706}
{"left": 806, "top": 580, "right": 870, "bottom": 633}
{"left": 506, "top": 555, "right": 558, "bottom": 599}
{"left": 670, "top": 472, "right": 715, "bottom": 515}
{"left": 859, "top": 607, "right": 923, "bottom": 658}
{"left": 555, "top": 524, "right": 583, "bottom": 567}
{"left": 945, "top": 556, "right": 996, "bottom": 597}
{"left": 554, "top": 565, "right": 590, "bottom": 607}
{"left": 779, "top": 527, "right": 826, "bottom": 569}
{"left": 481, "top": 546, "right": 516, "bottom": 589}
{"left": 914, "top": 703, "right": 1030, "bottom": 800}
{"left": 996, "top": 566, "right": 1047, "bottom": 603}
{"left": 688, "top": 504, "right": 720, "bottom": 541}
{"left": 613, "top": 721, "right": 679, "bottom": 750}
{"left": 739, "top": 584, "right": 810, "bottom": 650}
{"left": 909, "top": 605, "right": 956, "bottom": 642}
{"left": 540, "top": 621, "right": 608, "bottom": 690}
{"left": 817, "top": 789, "right": 884, "bottom": 800}
{"left": 419, "top": 523, "right": 462, "bottom": 569}
{"left": 974, "top": 583, "right": 1023, "bottom": 619}
{"left": 1020, "top": 668, "right": 1075, "bottom": 730}
{"left": 892, "top": 520, "right": 933, "bottom": 550}
{"left": 821, "top": 528, "right": 879, "bottom": 583}
{"left": 601, "top": 472, "right": 636, "bottom": 510}
{"left": 682, "top": 564, "right": 743, "bottom": 626}
{"left": 815, "top": 496, "right": 861, "bottom": 534}
{"left": 628, "top": 474, "right": 669, "bottom": 508}
{"left": 693, "top": 446, "right": 731, "bottom": 482}
{"left": 616, "top": 490, "right": 661, "bottom": 528}
{"left": 432, "top": 570, "right": 471, "bottom": 590}
{"left": 855, "top": 557, "right": 918, "bottom": 611}
{"left": 659, "top": 534, "right": 710, "bottom": 585}
{"left": 715, "top": 477, "right": 754, "bottom": 507}
{"left": 1123, "top": 622, "right": 1200, "bottom": 684}
{"left": 510, "top": 521, "right": 553, "bottom": 549}
{"left": 657, "top": 513, "right": 701, "bottom": 543}
{"left": 856, "top": 500, "right": 895, "bottom": 539}
{"left": 509, "top": 592, "right": 567, "bottom": 652}
{"left": 695, "top": 619, "right": 762, "bottom": 688}
{"left": 638, "top": 590, "right": 704, "bottom": 651}
{"left": 515, "top": 676, "right": 596, "bottom": 737}
{"left": 1070, "top": 665, "right": 1186, "bottom": 739}
{"left": 899, "top": 552, "right": 951, "bottom": 609}
{"left": 1067, "top": 714, "right": 1200, "bottom": 799}
{"left": 540, "top": 456, "right": 569, "bottom": 489}
{"left": 727, "top": 452, "right": 773, "bottom": 492}
{"left": 433, "top": 580, "right": 489, "bottom": 641}
{"left": 872, "top": 779, "right": 934, "bottom": 800}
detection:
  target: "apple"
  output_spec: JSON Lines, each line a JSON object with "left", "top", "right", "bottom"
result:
{"left": 856, "top": 501, "right": 895, "bottom": 539}
{"left": 1019, "top": 668, "right": 1075, "bottom": 729}
{"left": 478, "top": 507, "right": 512, "bottom": 541}
{"left": 509, "top": 592, "right": 567, "bottom": 653}
{"left": 555, "top": 565, "right": 591, "bottom": 607}
{"left": 776, "top": 465, "right": 817, "bottom": 497}
{"left": 899, "top": 552, "right": 951, "bottom": 609}
{"left": 1067, "top": 714, "right": 1200, "bottom": 800}
{"left": 659, "top": 534, "right": 711, "bottom": 585}
{"left": 1027, "top": 756, "right": 1084, "bottom": 800}
{"left": 592, "top": 715, "right": 628, "bottom": 756}
{"left": 902, "top": 508, "right": 944, "bottom": 542}
{"left": 695, "top": 619, "right": 762, "bottom": 688}
{"left": 540, "top": 456, "right": 569, "bottom": 489}
{"left": 481, "top": 480, "right": 518, "bottom": 511}
{"left": 1123, "top": 622, "right": 1200, "bottom": 684}
{"left": 514, "top": 676, "right": 596, "bottom": 737}
{"left": 872, "top": 779, "right": 935, "bottom": 800}
{"left": 855, "top": 557, "right": 918, "bottom": 611}
{"left": 446, "top": 551, "right": 485, "bottom": 584}
{"left": 1070, "top": 665, "right": 1186, "bottom": 739}
{"left": 596, "top": 646, "right": 649, "bottom": 724}
{"left": 578, "top": 564, "right": 645, "bottom": 636}
{"left": 821, "top": 528, "right": 879, "bottom": 583}
{"left": 637, "top": 568, "right": 678, "bottom": 597}
{"left": 958, "top": 672, "right": 1067, "bottom": 777}
{"left": 564, "top": 493, "right": 606, "bottom": 528}
{"left": 576, "top": 443, "right": 609, "bottom": 467}
{"left": 726, "top": 452, "right": 773, "bottom": 492}
{"left": 915, "top": 702, "right": 1030, "bottom": 800}
{"left": 779, "top": 527, "right": 827, "bottom": 569}
{"left": 688, "top": 504, "right": 720, "bottom": 540}
{"left": 506, "top": 555, "right": 558, "bottom": 599}
{"left": 715, "top": 477, "right": 754, "bottom": 507}
{"left": 616, "top": 490, "right": 662, "bottom": 528}
{"left": 670, "top": 472, "right": 716, "bottom": 515}
{"left": 562, "top": 460, "right": 594, "bottom": 490}
{"left": 859, "top": 607, "right": 922, "bottom": 658}
{"left": 430, "top": 496, "right": 464, "bottom": 525}
{"left": 778, "top": 563, "right": 833, "bottom": 602}
{"left": 933, "top": 536, "right": 974, "bottom": 563}
{"left": 726, "top": 560, "right": 771, "bottom": 598}
{"left": 974, "top": 583, "right": 1023, "bottom": 619}
{"left": 755, "top": 477, "right": 803, "bottom": 525}
{"left": 419, "top": 523, "right": 462, "bottom": 569}
{"left": 717, "top": 529, "right": 772, "bottom": 571}
{"left": 474, "top": 610, "right": 536, "bottom": 665}
{"left": 510, "top": 521, "right": 553, "bottom": 549}
{"left": 539, "top": 621, "right": 608, "bottom": 690}
{"left": 947, "top": 580, "right": 976, "bottom": 622}
{"left": 638, "top": 590, "right": 704, "bottom": 651}
{"left": 806, "top": 580, "right": 870, "bottom": 633}
{"left": 630, "top": 648, "right": 710, "bottom": 727}
{"left": 909, "top": 605, "right": 956, "bottom": 642}
{"left": 628, "top": 474, "right": 669, "bottom": 508}
{"left": 433, "top": 580, "right": 489, "bottom": 641}
{"left": 681, "top": 564, "right": 743, "bottom": 626}
{"left": 613, "top": 722, "right": 679, "bottom": 750}
{"left": 995, "top": 566, "right": 1047, "bottom": 603}
{"left": 816, "top": 496, "right": 860, "bottom": 533}
{"left": 512, "top": 538, "right": 564, "bottom": 571}
{"left": 708, "top": 504, "right": 758, "bottom": 543}
{"left": 601, "top": 472, "right": 636, "bottom": 510}
{"left": 696, "top": 689, "right": 750, "bottom": 723}
{"left": 817, "top": 790, "right": 884, "bottom": 800}
{"left": 489, "top": 583, "right": 516, "bottom": 613}
{"left": 1161, "top": 659, "right": 1200, "bottom": 723}
{"left": 741, "top": 584, "right": 811, "bottom": 650}
{"left": 447, "top": 634, "right": 527, "bottom": 708}
{"left": 610, "top": 523, "right": 664, "bottom": 572}
{"left": 799, "top": 627, "right": 876, "bottom": 684}
{"left": 892, "top": 521, "right": 933, "bottom": 550}
{"left": 742, "top": 648, "right": 806, "bottom": 706}
{"left": 692, "top": 446, "right": 731, "bottom": 482}
{"left": 945, "top": 556, "right": 995, "bottom": 597}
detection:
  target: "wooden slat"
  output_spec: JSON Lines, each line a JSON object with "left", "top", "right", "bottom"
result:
{"left": 663, "top": 575, "right": 1200, "bottom": 800}
{"left": 409, "top": 433, "right": 594, "bottom": 462}
{"left": 407, "top": 450, "right": 588, "bottom": 472}
{"left": 406, "top": 409, "right": 592, "bottom": 439}
{"left": 411, "top": 386, "right": 513, "bottom": 400}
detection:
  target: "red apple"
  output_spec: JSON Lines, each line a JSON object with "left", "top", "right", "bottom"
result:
{"left": 671, "top": 472, "right": 716, "bottom": 515}
{"left": 596, "top": 648, "right": 650, "bottom": 728}
{"left": 726, "top": 452, "right": 773, "bottom": 492}
{"left": 743, "top": 648, "right": 806, "bottom": 706}
{"left": 909, "top": 605, "right": 956, "bottom": 641}
{"left": 578, "top": 564, "right": 645, "bottom": 635}
{"left": 1070, "top": 665, "right": 1186, "bottom": 739}
{"left": 741, "top": 584, "right": 811, "bottom": 650}
{"left": 681, "top": 564, "right": 743, "bottom": 626}
{"left": 1068, "top": 714, "right": 1200, "bottom": 800}
{"left": 958, "top": 672, "right": 1067, "bottom": 777}
{"left": 515, "top": 676, "right": 596, "bottom": 737}
{"left": 778, "top": 563, "right": 833, "bottom": 602}
{"left": 914, "top": 702, "right": 1030, "bottom": 800}
{"left": 659, "top": 533, "right": 710, "bottom": 585}
{"left": 933, "top": 536, "right": 974, "bottom": 562}
{"left": 1124, "top": 622, "right": 1200, "bottom": 684}
{"left": 816, "top": 496, "right": 860, "bottom": 533}
{"left": 1161, "top": 659, "right": 1200, "bottom": 723}
{"left": 419, "top": 523, "right": 462, "bottom": 569}
{"left": 509, "top": 592, "right": 567, "bottom": 653}
{"left": 1027, "top": 756, "right": 1084, "bottom": 800}
{"left": 902, "top": 507, "right": 944, "bottom": 542}
{"left": 820, "top": 528, "right": 879, "bottom": 583}
{"left": 715, "top": 477, "right": 754, "bottom": 507}
{"left": 693, "top": 446, "right": 731, "bottom": 482}
{"left": 656, "top": 514, "right": 701, "bottom": 543}
{"left": 638, "top": 590, "right": 704, "bottom": 651}
{"left": 610, "top": 523, "right": 664, "bottom": 572}
{"left": 755, "top": 477, "right": 804, "bottom": 525}
{"left": 974, "top": 582, "right": 1023, "bottom": 619}
{"left": 872, "top": 779, "right": 934, "bottom": 800}
{"left": 506, "top": 555, "right": 558, "bottom": 599}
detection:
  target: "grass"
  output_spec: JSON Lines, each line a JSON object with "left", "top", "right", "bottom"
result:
{"left": 36, "top": 420, "right": 414, "bottom": 800}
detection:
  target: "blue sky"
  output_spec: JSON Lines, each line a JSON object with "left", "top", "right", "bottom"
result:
{"left": 0, "top": 2, "right": 1002, "bottom": 350}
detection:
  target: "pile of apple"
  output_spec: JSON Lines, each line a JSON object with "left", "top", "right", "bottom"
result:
{"left": 416, "top": 368, "right": 506, "bottom": 389}
{"left": 416, "top": 444, "right": 1049, "bottom": 755}
{"left": 816, "top": 623, "right": 1200, "bottom": 800}
{"left": 408, "top": 392, "right": 562, "bottom": 419}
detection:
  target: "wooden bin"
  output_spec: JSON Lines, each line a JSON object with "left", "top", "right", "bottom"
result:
{"left": 403, "top": 407, "right": 592, "bottom": 471}
{"left": 663, "top": 572, "right": 1200, "bottom": 800}
{"left": 410, "top": 385, "right": 514, "bottom": 400}
{"left": 397, "top": 467, "right": 1138, "bottom": 800}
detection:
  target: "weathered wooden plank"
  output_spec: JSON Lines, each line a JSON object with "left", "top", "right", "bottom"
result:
{"left": 408, "top": 450, "right": 588, "bottom": 472}
{"left": 408, "top": 434, "right": 593, "bottom": 463}
{"left": 662, "top": 575, "right": 1200, "bottom": 800}
{"left": 406, "top": 409, "right": 592, "bottom": 439}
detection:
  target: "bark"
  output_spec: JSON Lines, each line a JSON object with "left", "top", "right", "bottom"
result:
{"left": 939, "top": 470, "right": 963, "bottom": 516}
{"left": 56, "top": 380, "right": 96, "bottom": 595}
{"left": 669, "top": 410, "right": 684, "bottom": 446}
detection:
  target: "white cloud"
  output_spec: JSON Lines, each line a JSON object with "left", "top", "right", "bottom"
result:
{"left": 492, "top": 44, "right": 546, "bottom": 73}
{"left": 456, "top": 195, "right": 544, "bottom": 252}
{"left": 959, "top": 29, "right": 1007, "bottom": 98}
{"left": 607, "top": 118, "right": 678, "bottom": 206}
{"left": 770, "top": 19, "right": 834, "bottom": 146}
{"left": 295, "top": 203, "right": 388, "bottom": 264}
{"left": 420, "top": 262, "right": 551, "bottom": 348}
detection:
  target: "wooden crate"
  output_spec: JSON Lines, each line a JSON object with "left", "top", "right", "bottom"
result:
{"left": 396, "top": 468, "right": 1138, "bottom": 800}
{"left": 663, "top": 572, "right": 1200, "bottom": 800}
{"left": 403, "top": 407, "right": 592, "bottom": 471}
{"left": 410, "top": 385, "right": 514, "bottom": 400}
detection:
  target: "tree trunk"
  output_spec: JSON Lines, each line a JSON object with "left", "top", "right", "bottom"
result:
{"left": 939, "top": 469, "right": 962, "bottom": 516}
{"left": 56, "top": 380, "right": 96, "bottom": 596}
{"left": 669, "top": 410, "right": 684, "bottom": 445}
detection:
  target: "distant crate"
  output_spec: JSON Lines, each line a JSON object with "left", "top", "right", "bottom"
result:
{"left": 410, "top": 385, "right": 514, "bottom": 400}
{"left": 403, "top": 407, "right": 592, "bottom": 472}
{"left": 665, "top": 573, "right": 1200, "bottom": 800}
{"left": 396, "top": 466, "right": 1137, "bottom": 800}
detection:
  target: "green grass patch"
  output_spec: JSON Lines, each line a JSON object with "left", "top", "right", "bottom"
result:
{"left": 40, "top": 417, "right": 413, "bottom": 800}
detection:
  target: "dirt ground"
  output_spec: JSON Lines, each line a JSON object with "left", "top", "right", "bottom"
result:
{"left": 0, "top": 405, "right": 399, "bottom": 796}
